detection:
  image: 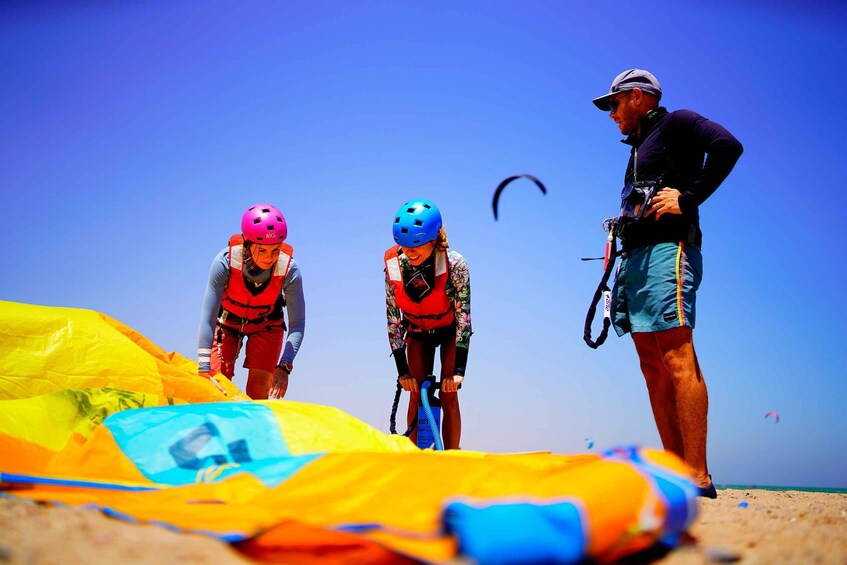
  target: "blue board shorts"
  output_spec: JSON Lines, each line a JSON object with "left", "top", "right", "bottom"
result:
{"left": 612, "top": 242, "right": 703, "bottom": 336}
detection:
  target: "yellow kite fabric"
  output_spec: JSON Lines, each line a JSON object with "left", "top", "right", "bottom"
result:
{"left": 0, "top": 300, "right": 700, "bottom": 564}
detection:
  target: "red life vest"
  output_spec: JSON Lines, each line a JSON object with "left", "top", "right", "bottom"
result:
{"left": 221, "top": 235, "right": 294, "bottom": 322}
{"left": 384, "top": 245, "right": 454, "bottom": 331}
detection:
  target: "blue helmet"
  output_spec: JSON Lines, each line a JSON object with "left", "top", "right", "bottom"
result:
{"left": 392, "top": 199, "right": 442, "bottom": 247}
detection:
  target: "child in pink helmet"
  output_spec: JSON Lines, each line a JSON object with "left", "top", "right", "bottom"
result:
{"left": 197, "top": 204, "right": 305, "bottom": 399}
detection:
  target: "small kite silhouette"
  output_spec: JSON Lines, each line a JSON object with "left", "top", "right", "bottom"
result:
{"left": 585, "top": 438, "right": 594, "bottom": 449}
{"left": 492, "top": 174, "right": 547, "bottom": 220}
{"left": 764, "top": 411, "right": 780, "bottom": 424}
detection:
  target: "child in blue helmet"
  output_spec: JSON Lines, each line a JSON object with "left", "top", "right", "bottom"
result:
{"left": 384, "top": 199, "right": 472, "bottom": 449}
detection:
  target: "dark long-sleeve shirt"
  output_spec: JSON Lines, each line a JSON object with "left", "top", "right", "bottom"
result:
{"left": 620, "top": 107, "right": 743, "bottom": 250}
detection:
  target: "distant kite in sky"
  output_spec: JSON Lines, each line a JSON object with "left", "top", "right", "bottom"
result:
{"left": 764, "top": 411, "right": 780, "bottom": 424}
{"left": 585, "top": 438, "right": 594, "bottom": 449}
{"left": 492, "top": 174, "right": 547, "bottom": 220}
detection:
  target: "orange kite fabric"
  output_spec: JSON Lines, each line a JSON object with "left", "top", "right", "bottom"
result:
{"left": 0, "top": 300, "right": 700, "bottom": 563}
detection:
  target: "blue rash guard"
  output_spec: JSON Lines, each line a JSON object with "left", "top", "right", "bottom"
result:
{"left": 197, "top": 248, "right": 305, "bottom": 373}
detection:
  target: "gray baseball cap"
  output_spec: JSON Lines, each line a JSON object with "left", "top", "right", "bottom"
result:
{"left": 592, "top": 69, "right": 662, "bottom": 111}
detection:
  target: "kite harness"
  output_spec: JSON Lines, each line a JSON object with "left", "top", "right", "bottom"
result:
{"left": 389, "top": 375, "right": 444, "bottom": 450}
{"left": 583, "top": 179, "right": 662, "bottom": 349}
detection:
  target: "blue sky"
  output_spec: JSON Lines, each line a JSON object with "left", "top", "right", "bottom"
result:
{"left": 2, "top": 1, "right": 845, "bottom": 488}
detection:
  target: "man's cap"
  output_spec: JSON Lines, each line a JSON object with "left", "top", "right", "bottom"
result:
{"left": 592, "top": 69, "right": 662, "bottom": 111}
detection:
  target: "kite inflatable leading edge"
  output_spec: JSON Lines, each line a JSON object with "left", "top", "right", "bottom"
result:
{"left": 0, "top": 300, "right": 700, "bottom": 564}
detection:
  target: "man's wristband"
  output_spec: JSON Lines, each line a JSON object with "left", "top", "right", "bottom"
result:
{"left": 276, "top": 360, "right": 293, "bottom": 374}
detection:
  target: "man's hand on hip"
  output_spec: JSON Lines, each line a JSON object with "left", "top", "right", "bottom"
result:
{"left": 647, "top": 188, "right": 683, "bottom": 219}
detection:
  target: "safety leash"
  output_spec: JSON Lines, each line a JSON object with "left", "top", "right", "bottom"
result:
{"left": 583, "top": 176, "right": 665, "bottom": 348}
{"left": 583, "top": 218, "right": 621, "bottom": 349}
{"left": 389, "top": 378, "right": 415, "bottom": 436}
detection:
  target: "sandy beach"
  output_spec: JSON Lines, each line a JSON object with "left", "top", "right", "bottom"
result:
{"left": 655, "top": 488, "right": 847, "bottom": 564}
{"left": 1, "top": 487, "right": 844, "bottom": 564}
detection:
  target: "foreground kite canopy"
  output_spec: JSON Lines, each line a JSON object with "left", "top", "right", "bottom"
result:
{"left": 0, "top": 300, "right": 700, "bottom": 564}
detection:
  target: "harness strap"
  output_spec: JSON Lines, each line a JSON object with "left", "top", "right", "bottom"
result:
{"left": 403, "top": 306, "right": 454, "bottom": 322}
{"left": 218, "top": 309, "right": 286, "bottom": 331}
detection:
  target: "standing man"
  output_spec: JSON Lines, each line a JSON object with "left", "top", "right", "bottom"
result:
{"left": 592, "top": 69, "right": 742, "bottom": 498}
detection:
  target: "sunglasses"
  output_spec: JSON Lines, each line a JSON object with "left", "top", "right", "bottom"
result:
{"left": 609, "top": 93, "right": 630, "bottom": 112}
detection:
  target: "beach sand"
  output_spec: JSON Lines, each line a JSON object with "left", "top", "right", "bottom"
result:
{"left": 653, "top": 488, "right": 847, "bottom": 564}
{"left": 1, "top": 488, "right": 845, "bottom": 564}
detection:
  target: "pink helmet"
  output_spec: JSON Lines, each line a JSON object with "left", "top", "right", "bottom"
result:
{"left": 241, "top": 203, "right": 288, "bottom": 243}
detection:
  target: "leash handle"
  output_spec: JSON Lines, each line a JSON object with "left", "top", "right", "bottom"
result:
{"left": 602, "top": 230, "right": 614, "bottom": 272}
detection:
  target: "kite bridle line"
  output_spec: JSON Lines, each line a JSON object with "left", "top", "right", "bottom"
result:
{"left": 582, "top": 218, "right": 622, "bottom": 349}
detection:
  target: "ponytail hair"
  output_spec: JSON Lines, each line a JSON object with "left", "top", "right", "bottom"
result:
{"left": 436, "top": 226, "right": 449, "bottom": 251}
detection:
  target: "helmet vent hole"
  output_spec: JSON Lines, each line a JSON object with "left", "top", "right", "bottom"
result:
{"left": 267, "top": 225, "right": 274, "bottom": 231}
{"left": 423, "top": 204, "right": 431, "bottom": 209}
{"left": 261, "top": 208, "right": 270, "bottom": 213}
{"left": 395, "top": 217, "right": 400, "bottom": 223}
{"left": 253, "top": 218, "right": 261, "bottom": 224}
{"left": 406, "top": 208, "right": 415, "bottom": 213}
{"left": 401, "top": 228, "right": 409, "bottom": 233}
{"left": 414, "top": 220, "right": 423, "bottom": 226}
